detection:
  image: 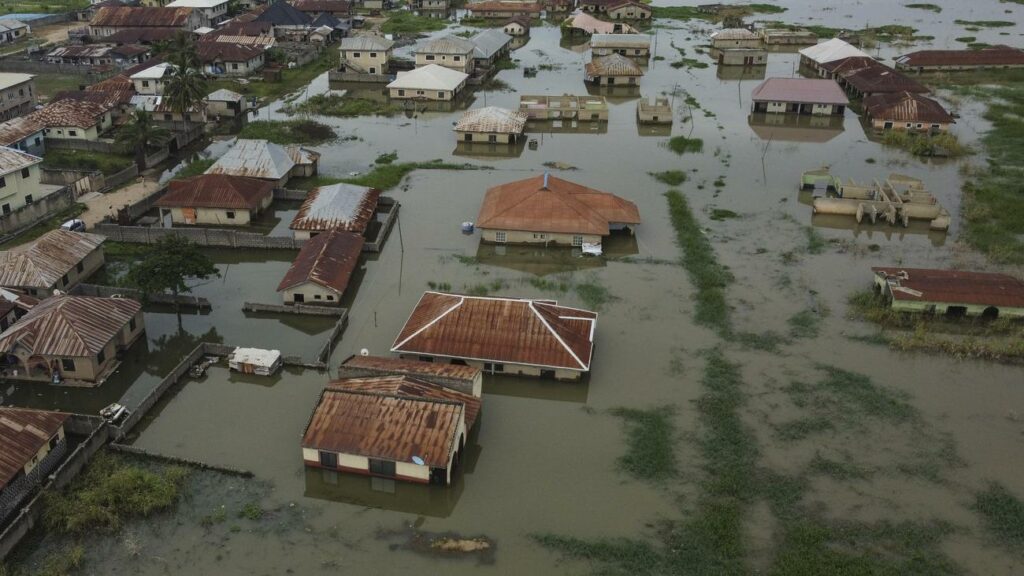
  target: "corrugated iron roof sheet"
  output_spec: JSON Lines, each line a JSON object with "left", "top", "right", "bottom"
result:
{"left": 53, "top": 87, "right": 135, "bottom": 108}
{"left": 832, "top": 59, "right": 928, "bottom": 94}
{"left": 392, "top": 292, "right": 598, "bottom": 371}
{"left": 206, "top": 138, "right": 295, "bottom": 180}
{"left": 477, "top": 173, "right": 640, "bottom": 236}
{"left": 470, "top": 28, "right": 511, "bottom": 59}
{"left": 0, "top": 146, "right": 41, "bottom": 175}
{"left": 104, "top": 26, "right": 182, "bottom": 43}
{"left": 751, "top": 77, "right": 849, "bottom": 105}
{"left": 254, "top": 0, "right": 312, "bottom": 26}
{"left": 872, "top": 267, "right": 1024, "bottom": 308}
{"left": 196, "top": 41, "right": 265, "bottom": 63}
{"left": 47, "top": 45, "right": 114, "bottom": 59}
{"left": 896, "top": 46, "right": 1024, "bottom": 68}
{"left": 157, "top": 174, "right": 274, "bottom": 210}
{"left": 799, "top": 38, "right": 869, "bottom": 65}
{"left": 340, "top": 35, "right": 393, "bottom": 51}
{"left": 387, "top": 64, "right": 468, "bottom": 91}
{"left": 207, "top": 88, "right": 244, "bottom": 102}
{"left": 590, "top": 33, "right": 650, "bottom": 48}
{"left": 340, "top": 354, "right": 482, "bottom": 384}
{"left": 563, "top": 12, "right": 635, "bottom": 34}
{"left": 27, "top": 98, "right": 112, "bottom": 129}
{"left": 91, "top": 6, "right": 194, "bottom": 28}
{"left": 277, "top": 230, "right": 363, "bottom": 294}
{"left": 301, "top": 377, "right": 466, "bottom": 468}
{"left": 417, "top": 35, "right": 475, "bottom": 55}
{"left": 585, "top": 53, "right": 644, "bottom": 77}
{"left": 466, "top": 0, "right": 542, "bottom": 12}
{"left": 289, "top": 183, "right": 379, "bottom": 233}
{"left": 454, "top": 106, "right": 527, "bottom": 134}
{"left": 0, "top": 407, "right": 69, "bottom": 488}
{"left": 0, "top": 116, "right": 44, "bottom": 147}
{"left": 864, "top": 91, "right": 954, "bottom": 124}
{"left": 710, "top": 27, "right": 758, "bottom": 40}
{"left": 0, "top": 73, "right": 32, "bottom": 92}
{"left": 328, "top": 375, "right": 481, "bottom": 428}
{"left": 0, "top": 230, "right": 104, "bottom": 290}
{"left": 0, "top": 294, "right": 141, "bottom": 357}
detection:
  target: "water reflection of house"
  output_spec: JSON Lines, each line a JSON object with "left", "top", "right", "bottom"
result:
{"left": 0, "top": 230, "right": 106, "bottom": 298}
{"left": 872, "top": 268, "right": 1024, "bottom": 319}
{"left": 303, "top": 464, "right": 466, "bottom": 517}
{"left": 0, "top": 294, "right": 144, "bottom": 385}
{"left": 288, "top": 182, "right": 380, "bottom": 240}
{"left": 392, "top": 292, "right": 597, "bottom": 380}
{"left": 747, "top": 112, "right": 844, "bottom": 143}
{"left": 302, "top": 375, "right": 480, "bottom": 484}
{"left": 155, "top": 174, "right": 275, "bottom": 226}
{"left": 453, "top": 139, "right": 526, "bottom": 159}
{"left": 277, "top": 230, "right": 363, "bottom": 305}
{"left": 751, "top": 78, "right": 848, "bottom": 116}
{"left": 584, "top": 82, "right": 641, "bottom": 103}
{"left": 807, "top": 213, "right": 947, "bottom": 247}
{"left": 710, "top": 28, "right": 760, "bottom": 49}
{"left": 716, "top": 63, "right": 765, "bottom": 80}
{"left": 0, "top": 407, "right": 69, "bottom": 524}
{"left": 525, "top": 119, "right": 609, "bottom": 134}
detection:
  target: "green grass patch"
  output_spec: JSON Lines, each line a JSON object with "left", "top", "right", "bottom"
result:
{"left": 381, "top": 11, "right": 449, "bottom": 33}
{"left": 465, "top": 279, "right": 507, "bottom": 297}
{"left": 648, "top": 170, "right": 687, "bottom": 185}
{"left": 664, "top": 190, "right": 732, "bottom": 335}
{"left": 809, "top": 452, "right": 872, "bottom": 480}
{"left": 709, "top": 208, "right": 738, "bottom": 221}
{"left": 238, "top": 502, "right": 264, "bottom": 521}
{"left": 208, "top": 51, "right": 338, "bottom": 101}
{"left": 175, "top": 158, "right": 216, "bottom": 179}
{"left": 609, "top": 406, "right": 677, "bottom": 481}
{"left": 652, "top": 3, "right": 784, "bottom": 21}
{"left": 531, "top": 534, "right": 664, "bottom": 575}
{"left": 670, "top": 58, "right": 709, "bottom": 69}
{"left": 343, "top": 159, "right": 490, "bottom": 190}
{"left": 666, "top": 136, "right": 704, "bottom": 155}
{"left": 805, "top": 226, "right": 826, "bottom": 254}
{"left": 0, "top": 0, "right": 87, "bottom": 14}
{"left": 955, "top": 36, "right": 977, "bottom": 43}
{"left": 290, "top": 93, "right": 402, "bottom": 118}
{"left": 954, "top": 19, "right": 1015, "bottom": 27}
{"left": 734, "top": 330, "right": 788, "bottom": 351}
{"left": 574, "top": 280, "right": 616, "bottom": 311}
{"left": 41, "top": 150, "right": 133, "bottom": 175}
{"left": 905, "top": 2, "right": 941, "bottom": 11}
{"left": 33, "top": 73, "right": 90, "bottom": 100}
{"left": 880, "top": 130, "right": 971, "bottom": 158}
{"left": 785, "top": 365, "right": 916, "bottom": 424}
{"left": 974, "top": 483, "right": 1024, "bottom": 550}
{"left": 788, "top": 309, "right": 823, "bottom": 339}
{"left": 41, "top": 450, "right": 189, "bottom": 535}
{"left": 774, "top": 415, "right": 835, "bottom": 441}
{"left": 237, "top": 119, "right": 336, "bottom": 144}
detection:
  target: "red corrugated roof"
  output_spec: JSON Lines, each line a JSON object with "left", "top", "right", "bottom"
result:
{"left": 277, "top": 230, "right": 363, "bottom": 294}
{"left": 0, "top": 407, "right": 68, "bottom": 488}
{"left": 872, "top": 267, "right": 1024, "bottom": 308}
{"left": 91, "top": 6, "right": 194, "bottom": 28}
{"left": 328, "top": 375, "right": 480, "bottom": 428}
{"left": 896, "top": 46, "right": 1024, "bottom": 68}
{"left": 0, "top": 295, "right": 140, "bottom": 357}
{"left": 340, "top": 354, "right": 482, "bottom": 383}
{"left": 751, "top": 77, "right": 849, "bottom": 105}
{"left": 864, "top": 91, "right": 953, "bottom": 124}
{"left": 157, "top": 174, "right": 274, "bottom": 210}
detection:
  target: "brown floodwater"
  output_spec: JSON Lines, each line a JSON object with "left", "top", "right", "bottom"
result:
{"left": 9, "top": 0, "right": 1024, "bottom": 573}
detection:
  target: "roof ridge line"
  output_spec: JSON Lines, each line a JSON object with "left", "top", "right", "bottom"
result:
{"left": 528, "top": 301, "right": 587, "bottom": 370}
{"left": 392, "top": 295, "right": 464, "bottom": 350}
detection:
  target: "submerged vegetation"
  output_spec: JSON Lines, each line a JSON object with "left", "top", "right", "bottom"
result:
{"left": 609, "top": 407, "right": 677, "bottom": 481}
{"left": 649, "top": 170, "right": 687, "bottom": 186}
{"left": 237, "top": 120, "right": 336, "bottom": 144}
{"left": 291, "top": 94, "right": 402, "bottom": 118}
{"left": 880, "top": 130, "right": 971, "bottom": 158}
{"left": 974, "top": 483, "right": 1024, "bottom": 550}
{"left": 294, "top": 159, "right": 492, "bottom": 191}
{"left": 381, "top": 11, "right": 449, "bottom": 34}
{"left": 41, "top": 150, "right": 133, "bottom": 175}
{"left": 666, "top": 136, "right": 704, "bottom": 155}
{"left": 905, "top": 2, "right": 942, "bottom": 11}
{"left": 652, "top": 3, "right": 785, "bottom": 21}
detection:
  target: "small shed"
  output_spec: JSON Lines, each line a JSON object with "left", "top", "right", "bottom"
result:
{"left": 454, "top": 106, "right": 528, "bottom": 143}
{"left": 206, "top": 88, "right": 249, "bottom": 118}
{"left": 228, "top": 347, "right": 282, "bottom": 375}
{"left": 585, "top": 53, "right": 644, "bottom": 85}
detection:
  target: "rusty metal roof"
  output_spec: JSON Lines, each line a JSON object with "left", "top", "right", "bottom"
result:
{"left": 710, "top": 28, "right": 759, "bottom": 41}
{"left": 392, "top": 292, "right": 597, "bottom": 371}
{"left": 0, "top": 407, "right": 69, "bottom": 489}
{"left": 328, "top": 375, "right": 481, "bottom": 428}
{"left": 340, "top": 354, "right": 482, "bottom": 384}
{"left": 0, "top": 142, "right": 42, "bottom": 173}
{"left": 0, "top": 230, "right": 105, "bottom": 290}
{"left": 276, "top": 230, "right": 363, "bottom": 294}
{"left": 196, "top": 41, "right": 265, "bottom": 63}
{"left": 896, "top": 46, "right": 1024, "bottom": 68}
{"left": 417, "top": 35, "right": 475, "bottom": 55}
{"left": 590, "top": 33, "right": 650, "bottom": 48}
{"left": 301, "top": 376, "right": 467, "bottom": 468}
{"left": 454, "top": 106, "right": 527, "bottom": 134}
{"left": 91, "top": 6, "right": 194, "bottom": 28}
{"left": 289, "top": 183, "right": 379, "bottom": 234}
{"left": 477, "top": 173, "right": 640, "bottom": 236}
{"left": 872, "top": 267, "right": 1024, "bottom": 308}
{"left": 104, "top": 26, "right": 183, "bottom": 43}
{"left": 751, "top": 77, "right": 849, "bottom": 105}
{"left": 340, "top": 35, "right": 392, "bottom": 51}
{"left": 0, "top": 294, "right": 141, "bottom": 357}
{"left": 26, "top": 98, "right": 113, "bottom": 129}
{"left": 585, "top": 53, "right": 644, "bottom": 77}
{"left": 206, "top": 138, "right": 295, "bottom": 180}
{"left": 864, "top": 91, "right": 954, "bottom": 124}
{"left": 831, "top": 58, "right": 928, "bottom": 95}
{"left": 47, "top": 45, "right": 115, "bottom": 59}
{"left": 86, "top": 73, "right": 134, "bottom": 92}
{"left": 157, "top": 174, "right": 274, "bottom": 210}
{"left": 53, "top": 87, "right": 135, "bottom": 108}
{"left": 467, "top": 1, "right": 542, "bottom": 12}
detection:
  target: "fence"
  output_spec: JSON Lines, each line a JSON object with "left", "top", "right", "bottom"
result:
{"left": 45, "top": 137, "right": 119, "bottom": 154}
{"left": 0, "top": 58, "right": 91, "bottom": 76}
{"left": 0, "top": 187, "right": 73, "bottom": 236}
{"left": 366, "top": 198, "right": 399, "bottom": 253}
{"left": 107, "top": 444, "right": 254, "bottom": 477}
{"left": 92, "top": 223, "right": 307, "bottom": 249}
{"left": 112, "top": 343, "right": 209, "bottom": 439}
{"left": 104, "top": 164, "right": 140, "bottom": 191}
{"left": 243, "top": 302, "right": 346, "bottom": 316}
{"left": 273, "top": 188, "right": 309, "bottom": 201}
{"left": 41, "top": 167, "right": 104, "bottom": 198}
{"left": 317, "top": 310, "right": 349, "bottom": 364}
{"left": 72, "top": 283, "right": 211, "bottom": 309}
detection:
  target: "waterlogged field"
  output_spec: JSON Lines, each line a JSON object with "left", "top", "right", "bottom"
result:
{"left": 5, "top": 0, "right": 1024, "bottom": 574}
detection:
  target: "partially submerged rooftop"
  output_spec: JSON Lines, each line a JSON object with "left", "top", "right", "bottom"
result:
{"left": 289, "top": 183, "right": 380, "bottom": 234}
{"left": 751, "top": 77, "right": 849, "bottom": 105}
{"left": 0, "top": 407, "right": 69, "bottom": 489}
{"left": 454, "top": 106, "right": 527, "bottom": 134}
{"left": 872, "top": 268, "right": 1024, "bottom": 309}
{"left": 0, "top": 230, "right": 105, "bottom": 290}
{"left": 277, "top": 230, "right": 364, "bottom": 294}
{"left": 0, "top": 294, "right": 141, "bottom": 357}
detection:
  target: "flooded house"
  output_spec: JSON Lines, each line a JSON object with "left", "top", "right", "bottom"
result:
{"left": 0, "top": 116, "right": 45, "bottom": 156}
{"left": 750, "top": 78, "right": 848, "bottom": 116}
{"left": 0, "top": 19, "right": 28, "bottom": 45}
{"left": 637, "top": 97, "right": 672, "bottom": 124}
{"left": 760, "top": 28, "right": 817, "bottom": 45}
{"left": 503, "top": 16, "right": 530, "bottom": 36}
{"left": 470, "top": 28, "right": 512, "bottom": 69}
{"left": 465, "top": 1, "right": 542, "bottom": 19}
{"left": 605, "top": 1, "right": 651, "bottom": 20}
{"left": 289, "top": 182, "right": 380, "bottom": 239}
{"left": 585, "top": 53, "right": 644, "bottom": 85}
{"left": 195, "top": 42, "right": 266, "bottom": 76}
{"left": 895, "top": 45, "right": 1024, "bottom": 73}
{"left": 339, "top": 35, "right": 393, "bottom": 74}
{"left": 386, "top": 64, "right": 469, "bottom": 101}
{"left": 589, "top": 33, "right": 650, "bottom": 58}
{"left": 799, "top": 38, "right": 869, "bottom": 75}
{"left": 454, "top": 106, "right": 527, "bottom": 143}
{"left": 863, "top": 91, "right": 954, "bottom": 134}
{"left": 0, "top": 147, "right": 49, "bottom": 215}
{"left": 391, "top": 291, "right": 598, "bottom": 380}
{"left": 562, "top": 12, "right": 636, "bottom": 35}
{"left": 821, "top": 57, "right": 928, "bottom": 99}
{"left": 206, "top": 88, "right": 249, "bottom": 118}
{"left": 710, "top": 28, "right": 761, "bottom": 49}
{"left": 0, "top": 230, "right": 106, "bottom": 297}
{"left": 27, "top": 99, "right": 115, "bottom": 141}
{"left": 0, "top": 294, "right": 144, "bottom": 384}
{"left": 519, "top": 94, "right": 609, "bottom": 121}
{"left": 476, "top": 173, "right": 640, "bottom": 247}
{"left": 871, "top": 268, "right": 1024, "bottom": 319}
{"left": 415, "top": 36, "right": 476, "bottom": 74}
{"left": 301, "top": 375, "right": 481, "bottom": 484}
{"left": 339, "top": 355, "right": 483, "bottom": 397}
{"left": 717, "top": 48, "right": 767, "bottom": 66}
{"left": 0, "top": 407, "right": 69, "bottom": 524}
{"left": 155, "top": 174, "right": 275, "bottom": 226}
{"left": 277, "top": 229, "right": 364, "bottom": 305}
{"left": 205, "top": 138, "right": 319, "bottom": 187}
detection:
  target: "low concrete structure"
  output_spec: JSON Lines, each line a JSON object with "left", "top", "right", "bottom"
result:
{"left": 872, "top": 267, "right": 1024, "bottom": 319}
{"left": 895, "top": 45, "right": 1024, "bottom": 72}
{"left": 760, "top": 28, "right": 817, "bottom": 45}
{"left": 454, "top": 106, "right": 527, "bottom": 143}
{"left": 717, "top": 48, "right": 766, "bottom": 66}
{"left": 589, "top": 33, "right": 650, "bottom": 58}
{"left": 801, "top": 170, "right": 950, "bottom": 230}
{"left": 637, "top": 97, "right": 672, "bottom": 124}
{"left": 751, "top": 77, "right": 848, "bottom": 116}
{"left": 519, "top": 94, "right": 608, "bottom": 120}
{"left": 710, "top": 28, "right": 760, "bottom": 49}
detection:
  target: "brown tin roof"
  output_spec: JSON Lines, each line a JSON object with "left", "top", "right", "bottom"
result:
{"left": 328, "top": 375, "right": 481, "bottom": 428}
{"left": 340, "top": 354, "right": 482, "bottom": 383}
{"left": 86, "top": 73, "right": 134, "bottom": 92}
{"left": 872, "top": 267, "right": 1024, "bottom": 308}
{"left": 26, "top": 99, "right": 112, "bottom": 129}
{"left": 196, "top": 41, "right": 265, "bottom": 63}
{"left": 276, "top": 230, "right": 364, "bottom": 294}
{"left": 0, "top": 407, "right": 69, "bottom": 489}
{"left": 476, "top": 173, "right": 640, "bottom": 236}
{"left": 585, "top": 53, "right": 644, "bottom": 77}
{"left": 0, "top": 294, "right": 141, "bottom": 357}
{"left": 834, "top": 59, "right": 928, "bottom": 95}
{"left": 0, "top": 116, "right": 45, "bottom": 147}
{"left": 751, "top": 77, "right": 849, "bottom": 105}
{"left": 863, "top": 91, "right": 954, "bottom": 124}
{"left": 302, "top": 376, "right": 470, "bottom": 468}
{"left": 289, "top": 183, "right": 379, "bottom": 234}
{"left": 53, "top": 87, "right": 135, "bottom": 108}
{"left": 896, "top": 46, "right": 1024, "bottom": 68}
{"left": 156, "top": 174, "right": 274, "bottom": 210}
{"left": 0, "top": 230, "right": 105, "bottom": 290}
{"left": 292, "top": 0, "right": 350, "bottom": 13}
{"left": 104, "top": 27, "right": 183, "bottom": 43}
{"left": 91, "top": 6, "right": 194, "bottom": 28}
{"left": 392, "top": 292, "right": 597, "bottom": 371}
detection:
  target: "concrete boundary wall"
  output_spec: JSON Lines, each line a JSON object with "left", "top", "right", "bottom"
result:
{"left": 72, "top": 283, "right": 211, "bottom": 310}
{"left": 243, "top": 302, "right": 346, "bottom": 316}
{"left": 107, "top": 444, "right": 254, "bottom": 477}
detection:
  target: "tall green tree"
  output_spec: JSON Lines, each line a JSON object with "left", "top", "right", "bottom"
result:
{"left": 126, "top": 236, "right": 219, "bottom": 308}
{"left": 115, "top": 109, "right": 171, "bottom": 170}
{"left": 163, "top": 35, "right": 207, "bottom": 135}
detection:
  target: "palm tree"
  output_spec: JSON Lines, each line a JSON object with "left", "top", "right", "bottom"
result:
{"left": 116, "top": 109, "right": 171, "bottom": 170}
{"left": 164, "top": 40, "right": 208, "bottom": 138}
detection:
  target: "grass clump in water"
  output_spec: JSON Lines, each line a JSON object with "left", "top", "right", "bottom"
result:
{"left": 238, "top": 502, "right": 264, "bottom": 521}
{"left": 528, "top": 277, "right": 569, "bottom": 293}
{"left": 881, "top": 130, "right": 971, "bottom": 158}
{"left": 380, "top": 11, "right": 449, "bottom": 33}
{"left": 955, "top": 35, "right": 977, "bottom": 43}
{"left": 666, "top": 136, "right": 704, "bottom": 154}
{"left": 905, "top": 2, "right": 941, "bottom": 11}
{"left": 237, "top": 120, "right": 335, "bottom": 144}
{"left": 292, "top": 94, "right": 401, "bottom": 118}
{"left": 774, "top": 416, "right": 835, "bottom": 441}
{"left": 575, "top": 280, "right": 616, "bottom": 311}
{"left": 530, "top": 534, "right": 664, "bottom": 575}
{"left": 709, "top": 208, "right": 738, "bottom": 221}
{"left": 805, "top": 226, "right": 826, "bottom": 254}
{"left": 41, "top": 451, "right": 188, "bottom": 535}
{"left": 809, "top": 452, "right": 872, "bottom": 480}
{"left": 954, "top": 19, "right": 1015, "bottom": 27}
{"left": 788, "top": 309, "right": 823, "bottom": 339}
{"left": 974, "top": 482, "right": 1024, "bottom": 550}
{"left": 427, "top": 281, "right": 452, "bottom": 291}
{"left": 609, "top": 406, "right": 678, "bottom": 482}
{"left": 341, "top": 160, "right": 490, "bottom": 190}
{"left": 648, "top": 170, "right": 687, "bottom": 185}
{"left": 786, "top": 366, "right": 916, "bottom": 424}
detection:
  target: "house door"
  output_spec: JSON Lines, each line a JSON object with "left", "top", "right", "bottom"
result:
{"left": 369, "top": 66, "right": 376, "bottom": 73}
{"left": 607, "top": 77, "right": 615, "bottom": 85}
{"left": 182, "top": 207, "right": 197, "bottom": 224}
{"left": 294, "top": 293, "right": 305, "bottom": 303}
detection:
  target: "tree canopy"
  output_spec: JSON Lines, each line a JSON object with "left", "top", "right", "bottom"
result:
{"left": 126, "top": 236, "right": 219, "bottom": 298}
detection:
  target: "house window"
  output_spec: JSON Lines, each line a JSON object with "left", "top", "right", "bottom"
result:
{"left": 33, "top": 137, "right": 40, "bottom": 145}
{"left": 369, "top": 459, "right": 396, "bottom": 477}
{"left": 60, "top": 274, "right": 68, "bottom": 286}
{"left": 453, "top": 56, "right": 461, "bottom": 61}
{"left": 0, "top": 177, "right": 6, "bottom": 189}
{"left": 326, "top": 295, "right": 334, "bottom": 300}
{"left": 97, "top": 348, "right": 106, "bottom": 364}
{"left": 488, "top": 134, "right": 496, "bottom": 143}
{"left": 1, "top": 204, "right": 8, "bottom": 214}
{"left": 294, "top": 293, "right": 305, "bottom": 302}
{"left": 231, "top": 63, "right": 238, "bottom": 69}
{"left": 437, "top": 91, "right": 444, "bottom": 98}
{"left": 484, "top": 362, "right": 504, "bottom": 372}
{"left": 226, "top": 211, "right": 235, "bottom": 219}
{"left": 353, "top": 52, "right": 361, "bottom": 57}
{"left": 397, "top": 89, "right": 405, "bottom": 96}
{"left": 369, "top": 52, "right": 377, "bottom": 57}
{"left": 164, "top": 114, "right": 172, "bottom": 121}
{"left": 20, "top": 167, "right": 29, "bottom": 178}
{"left": 129, "top": 317, "right": 136, "bottom": 331}
{"left": 495, "top": 231, "right": 507, "bottom": 243}
{"left": 319, "top": 451, "right": 338, "bottom": 468}
{"left": 61, "top": 358, "right": 75, "bottom": 372}
{"left": 24, "top": 194, "right": 32, "bottom": 205}
{"left": 572, "top": 235, "right": 583, "bottom": 246}
{"left": 68, "top": 130, "right": 77, "bottom": 137}
{"left": 314, "top": 294, "right": 322, "bottom": 300}
{"left": 76, "top": 262, "right": 84, "bottom": 273}
{"left": 142, "top": 80, "right": 150, "bottom": 87}
{"left": 48, "top": 435, "right": 59, "bottom": 450}
{"left": 425, "top": 54, "right": 435, "bottom": 60}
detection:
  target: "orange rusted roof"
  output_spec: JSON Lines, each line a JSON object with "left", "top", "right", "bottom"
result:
{"left": 289, "top": 183, "right": 379, "bottom": 234}
{"left": 340, "top": 354, "right": 482, "bottom": 383}
{"left": 157, "top": 174, "right": 274, "bottom": 210}
{"left": 0, "top": 294, "right": 141, "bottom": 357}
{"left": 328, "top": 375, "right": 481, "bottom": 428}
{"left": 0, "top": 230, "right": 105, "bottom": 290}
{"left": 476, "top": 173, "right": 640, "bottom": 236}
{"left": 91, "top": 6, "right": 194, "bottom": 28}
{"left": 0, "top": 407, "right": 69, "bottom": 489}
{"left": 0, "top": 116, "right": 44, "bottom": 147}
{"left": 585, "top": 53, "right": 644, "bottom": 78}
{"left": 277, "top": 230, "right": 363, "bottom": 294}
{"left": 392, "top": 292, "right": 597, "bottom": 371}
{"left": 863, "top": 91, "right": 953, "bottom": 124}
{"left": 872, "top": 267, "right": 1024, "bottom": 308}
{"left": 26, "top": 99, "right": 113, "bottom": 129}
{"left": 302, "top": 376, "right": 469, "bottom": 468}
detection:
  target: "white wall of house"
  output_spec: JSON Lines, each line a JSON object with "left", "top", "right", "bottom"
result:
{"left": 416, "top": 51, "right": 474, "bottom": 73}
{"left": 342, "top": 48, "right": 391, "bottom": 74}
{"left": 399, "top": 353, "right": 586, "bottom": 381}
{"left": 280, "top": 281, "right": 343, "bottom": 305}
{"left": 389, "top": 86, "right": 459, "bottom": 101}
{"left": 0, "top": 161, "right": 45, "bottom": 215}
{"left": 165, "top": 205, "right": 256, "bottom": 226}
